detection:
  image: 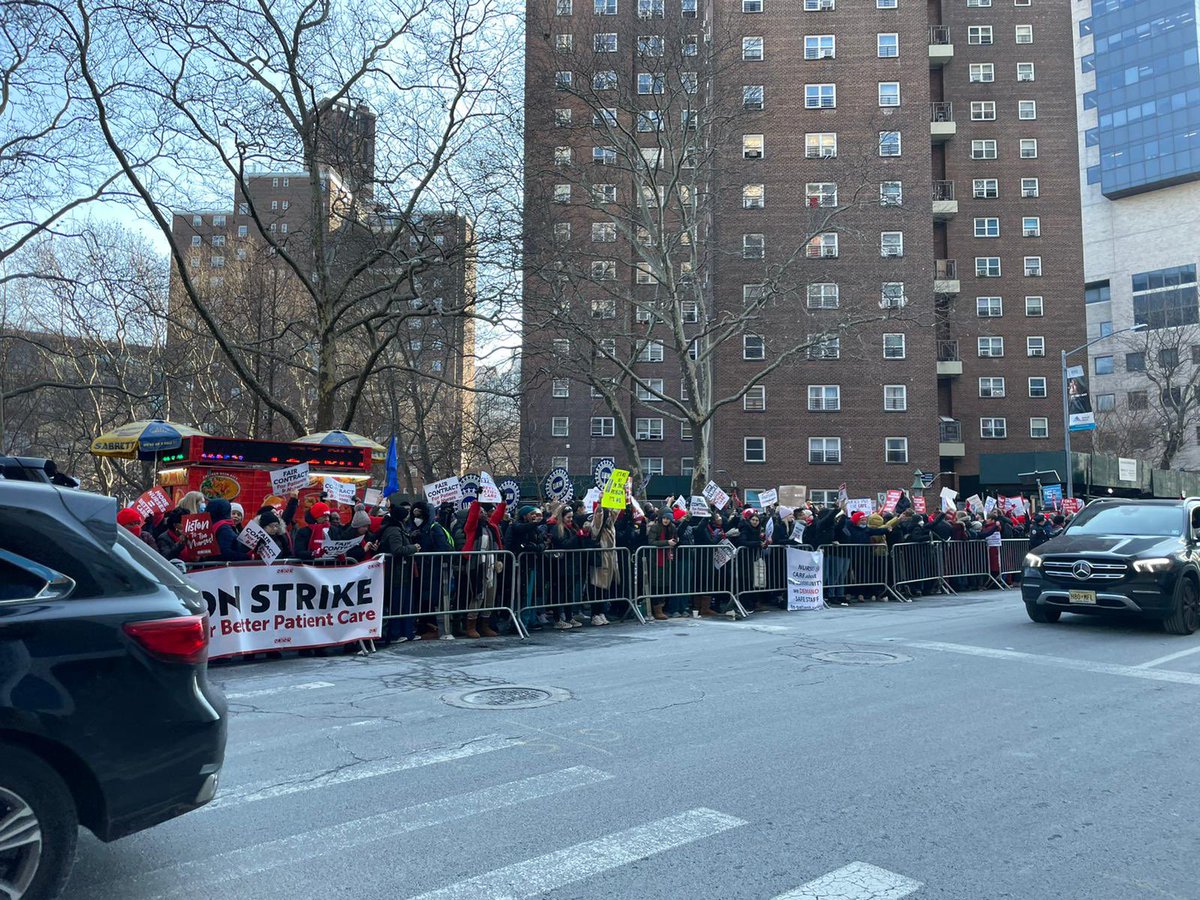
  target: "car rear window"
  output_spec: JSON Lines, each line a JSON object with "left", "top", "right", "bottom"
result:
{"left": 0, "top": 506, "right": 153, "bottom": 599}
{"left": 1068, "top": 504, "right": 1184, "bottom": 537}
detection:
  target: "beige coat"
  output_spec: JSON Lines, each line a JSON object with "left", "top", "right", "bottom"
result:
{"left": 589, "top": 511, "right": 620, "bottom": 589}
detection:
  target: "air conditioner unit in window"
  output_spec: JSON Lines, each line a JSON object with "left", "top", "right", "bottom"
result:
{"left": 1023, "top": 229, "right": 1038, "bottom": 237}
{"left": 820, "top": 247, "right": 838, "bottom": 258}
{"left": 818, "top": 0, "right": 834, "bottom": 8}
{"left": 744, "top": 149, "right": 762, "bottom": 158}
{"left": 882, "top": 248, "right": 902, "bottom": 258}
{"left": 880, "top": 196, "right": 902, "bottom": 207}
{"left": 818, "top": 50, "right": 834, "bottom": 58}
{"left": 1018, "top": 74, "right": 1034, "bottom": 82}
{"left": 1029, "top": 349, "right": 1045, "bottom": 357}
{"left": 819, "top": 149, "right": 836, "bottom": 158}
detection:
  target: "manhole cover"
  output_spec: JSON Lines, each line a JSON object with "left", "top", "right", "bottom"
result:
{"left": 442, "top": 685, "right": 571, "bottom": 710}
{"left": 809, "top": 650, "right": 912, "bottom": 666}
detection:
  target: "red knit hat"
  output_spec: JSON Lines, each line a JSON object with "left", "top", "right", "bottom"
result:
{"left": 117, "top": 508, "right": 143, "bottom": 527}
{"left": 310, "top": 502, "right": 331, "bottom": 518}
{"left": 673, "top": 508, "right": 687, "bottom": 521}
{"left": 850, "top": 511, "right": 866, "bottom": 525}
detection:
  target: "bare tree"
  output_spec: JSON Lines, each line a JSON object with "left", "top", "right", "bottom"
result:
{"left": 522, "top": 5, "right": 914, "bottom": 491}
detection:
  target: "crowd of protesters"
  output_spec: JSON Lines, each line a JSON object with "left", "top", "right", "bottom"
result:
{"left": 112, "top": 485, "right": 1066, "bottom": 648}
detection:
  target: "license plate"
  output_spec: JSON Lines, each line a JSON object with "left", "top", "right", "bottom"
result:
{"left": 1068, "top": 590, "right": 1097, "bottom": 605}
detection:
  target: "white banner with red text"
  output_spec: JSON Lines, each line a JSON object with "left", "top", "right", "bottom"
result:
{"left": 188, "top": 557, "right": 385, "bottom": 658}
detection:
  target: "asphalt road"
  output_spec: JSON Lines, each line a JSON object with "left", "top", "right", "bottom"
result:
{"left": 61, "top": 590, "right": 1200, "bottom": 899}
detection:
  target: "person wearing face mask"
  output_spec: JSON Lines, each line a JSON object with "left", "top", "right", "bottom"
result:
{"left": 408, "top": 500, "right": 451, "bottom": 639}
{"left": 295, "top": 502, "right": 332, "bottom": 561}
{"left": 206, "top": 498, "right": 250, "bottom": 562}
{"left": 178, "top": 490, "right": 206, "bottom": 515}
{"left": 377, "top": 494, "right": 420, "bottom": 642}
{"left": 459, "top": 499, "right": 507, "bottom": 638}
{"left": 256, "top": 509, "right": 293, "bottom": 558}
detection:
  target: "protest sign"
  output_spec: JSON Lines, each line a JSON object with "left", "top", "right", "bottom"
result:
{"left": 966, "top": 494, "right": 984, "bottom": 514}
{"left": 778, "top": 485, "right": 807, "bottom": 507}
{"left": 133, "top": 486, "right": 172, "bottom": 521}
{"left": 1041, "top": 484, "right": 1063, "bottom": 508}
{"left": 940, "top": 486, "right": 958, "bottom": 512}
{"left": 702, "top": 480, "right": 731, "bottom": 510}
{"left": 424, "top": 476, "right": 462, "bottom": 506}
{"left": 883, "top": 489, "right": 902, "bottom": 514}
{"left": 838, "top": 483, "right": 848, "bottom": 504}
{"left": 181, "top": 513, "right": 217, "bottom": 560}
{"left": 323, "top": 477, "right": 356, "bottom": 505}
{"left": 984, "top": 496, "right": 997, "bottom": 515}
{"left": 786, "top": 547, "right": 825, "bottom": 611}
{"left": 190, "top": 557, "right": 385, "bottom": 658}
{"left": 791, "top": 521, "right": 806, "bottom": 543}
{"left": 689, "top": 495, "right": 711, "bottom": 517}
{"left": 592, "top": 457, "right": 615, "bottom": 489}
{"left": 320, "top": 537, "right": 363, "bottom": 559}
{"left": 1004, "top": 496, "right": 1026, "bottom": 516}
{"left": 237, "top": 519, "right": 279, "bottom": 564}
{"left": 846, "top": 498, "right": 875, "bottom": 516}
{"left": 544, "top": 467, "right": 573, "bottom": 502}
{"left": 758, "top": 488, "right": 779, "bottom": 508}
{"left": 270, "top": 462, "right": 310, "bottom": 494}
{"left": 672, "top": 495, "right": 688, "bottom": 511}
{"left": 713, "top": 539, "right": 736, "bottom": 569}
{"left": 1062, "top": 497, "right": 1083, "bottom": 516}
{"left": 363, "top": 488, "right": 382, "bottom": 507}
{"left": 912, "top": 496, "right": 927, "bottom": 514}
{"left": 583, "top": 487, "right": 601, "bottom": 508}
{"left": 601, "top": 469, "right": 630, "bottom": 510}
{"left": 498, "top": 479, "right": 521, "bottom": 506}
{"left": 478, "top": 471, "right": 502, "bottom": 503}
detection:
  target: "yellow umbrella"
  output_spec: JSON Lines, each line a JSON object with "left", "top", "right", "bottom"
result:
{"left": 90, "top": 419, "right": 206, "bottom": 459}
{"left": 296, "top": 429, "right": 387, "bottom": 463}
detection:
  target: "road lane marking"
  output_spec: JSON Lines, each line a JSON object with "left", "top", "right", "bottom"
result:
{"left": 223, "top": 680, "right": 335, "bottom": 700}
{"left": 406, "top": 808, "right": 748, "bottom": 900}
{"left": 128, "top": 767, "right": 614, "bottom": 899}
{"left": 772, "top": 861, "right": 922, "bottom": 900}
{"left": 206, "top": 735, "right": 523, "bottom": 810}
{"left": 903, "top": 640, "right": 1200, "bottom": 686}
{"left": 1134, "top": 644, "right": 1200, "bottom": 669}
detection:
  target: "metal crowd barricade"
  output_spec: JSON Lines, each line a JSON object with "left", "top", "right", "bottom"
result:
{"left": 385, "top": 549, "right": 525, "bottom": 638}
{"left": 515, "top": 546, "right": 645, "bottom": 626}
{"left": 890, "top": 541, "right": 952, "bottom": 597}
{"left": 940, "top": 539, "right": 1005, "bottom": 591}
{"left": 634, "top": 544, "right": 745, "bottom": 619}
{"left": 731, "top": 545, "right": 788, "bottom": 610}
{"left": 821, "top": 543, "right": 900, "bottom": 602}
{"left": 999, "top": 538, "right": 1031, "bottom": 584}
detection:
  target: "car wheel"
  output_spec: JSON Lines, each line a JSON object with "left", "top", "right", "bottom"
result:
{"left": 1025, "top": 602, "right": 1061, "bottom": 624}
{"left": 0, "top": 745, "right": 77, "bottom": 900}
{"left": 1163, "top": 577, "right": 1200, "bottom": 636}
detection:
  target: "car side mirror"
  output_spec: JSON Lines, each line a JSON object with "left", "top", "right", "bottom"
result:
{"left": 0, "top": 549, "right": 76, "bottom": 604}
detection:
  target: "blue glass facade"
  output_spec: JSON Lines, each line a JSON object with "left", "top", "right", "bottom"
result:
{"left": 1090, "top": 0, "right": 1200, "bottom": 198}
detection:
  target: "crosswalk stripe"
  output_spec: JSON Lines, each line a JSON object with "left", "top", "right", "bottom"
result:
{"left": 205, "top": 735, "right": 522, "bottom": 810}
{"left": 224, "top": 680, "right": 335, "bottom": 700}
{"left": 125, "top": 767, "right": 614, "bottom": 900}
{"left": 406, "top": 807, "right": 748, "bottom": 900}
{"left": 772, "top": 861, "right": 922, "bottom": 900}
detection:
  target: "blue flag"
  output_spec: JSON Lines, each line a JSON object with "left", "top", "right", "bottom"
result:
{"left": 384, "top": 435, "right": 400, "bottom": 496}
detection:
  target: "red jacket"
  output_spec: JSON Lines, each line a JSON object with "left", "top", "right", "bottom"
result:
{"left": 463, "top": 501, "right": 506, "bottom": 552}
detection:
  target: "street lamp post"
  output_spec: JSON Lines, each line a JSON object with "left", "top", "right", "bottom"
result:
{"left": 1061, "top": 324, "right": 1147, "bottom": 500}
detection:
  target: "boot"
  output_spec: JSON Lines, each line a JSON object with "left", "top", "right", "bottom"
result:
{"left": 478, "top": 619, "right": 500, "bottom": 638}
{"left": 698, "top": 597, "right": 718, "bottom": 617}
{"left": 463, "top": 615, "right": 481, "bottom": 639}
{"left": 652, "top": 603, "right": 668, "bottom": 621}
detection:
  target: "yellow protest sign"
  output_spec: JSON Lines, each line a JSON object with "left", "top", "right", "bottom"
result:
{"left": 601, "top": 469, "right": 630, "bottom": 510}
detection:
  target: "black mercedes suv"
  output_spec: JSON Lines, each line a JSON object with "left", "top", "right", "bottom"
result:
{"left": 1021, "top": 498, "right": 1200, "bottom": 634}
{"left": 0, "top": 477, "right": 227, "bottom": 899}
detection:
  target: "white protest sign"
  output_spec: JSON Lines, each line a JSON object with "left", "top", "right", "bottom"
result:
{"left": 984, "top": 496, "right": 997, "bottom": 515}
{"left": 791, "top": 521, "right": 806, "bottom": 543}
{"left": 190, "top": 558, "right": 385, "bottom": 658}
{"left": 323, "top": 477, "right": 356, "bottom": 505}
{"left": 786, "top": 547, "right": 825, "bottom": 611}
{"left": 713, "top": 539, "right": 736, "bottom": 569}
{"left": 702, "top": 481, "right": 730, "bottom": 510}
{"left": 1004, "top": 496, "right": 1026, "bottom": 516}
{"left": 838, "top": 483, "right": 848, "bottom": 504}
{"left": 424, "top": 476, "right": 463, "bottom": 506}
{"left": 237, "top": 520, "right": 280, "bottom": 564}
{"left": 478, "top": 471, "right": 502, "bottom": 503}
{"left": 364, "top": 488, "right": 383, "bottom": 507}
{"left": 940, "top": 486, "right": 959, "bottom": 512}
{"left": 966, "top": 494, "right": 984, "bottom": 514}
{"left": 689, "top": 495, "right": 711, "bottom": 517}
{"left": 846, "top": 498, "right": 875, "bottom": 516}
{"left": 270, "top": 462, "right": 310, "bottom": 494}
{"left": 320, "top": 537, "right": 363, "bottom": 559}
{"left": 583, "top": 487, "right": 601, "bottom": 508}
{"left": 673, "top": 495, "right": 688, "bottom": 511}
{"left": 759, "top": 488, "right": 778, "bottom": 508}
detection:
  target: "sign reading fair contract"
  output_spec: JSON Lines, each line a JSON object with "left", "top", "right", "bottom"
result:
{"left": 320, "top": 537, "right": 363, "bottom": 558}
{"left": 237, "top": 519, "right": 279, "bottom": 564}
{"left": 424, "top": 476, "right": 462, "bottom": 506}
{"left": 702, "top": 480, "right": 730, "bottom": 510}
{"left": 270, "top": 462, "right": 310, "bottom": 494}
{"left": 323, "top": 477, "right": 356, "bottom": 505}
{"left": 601, "top": 469, "right": 630, "bottom": 510}
{"left": 478, "top": 471, "right": 502, "bottom": 503}
{"left": 786, "top": 547, "right": 824, "bottom": 610}
{"left": 689, "top": 495, "right": 711, "bottom": 517}
{"left": 190, "top": 557, "right": 385, "bottom": 658}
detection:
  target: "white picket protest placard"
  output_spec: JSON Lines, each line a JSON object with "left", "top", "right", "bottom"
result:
{"left": 323, "top": 477, "right": 356, "bottom": 505}
{"left": 940, "top": 486, "right": 959, "bottom": 512}
{"left": 424, "top": 476, "right": 463, "bottom": 506}
{"left": 838, "top": 483, "right": 849, "bottom": 504}
{"left": 478, "top": 471, "right": 502, "bottom": 503}
{"left": 713, "top": 539, "right": 736, "bottom": 569}
{"left": 786, "top": 547, "right": 825, "bottom": 610}
{"left": 846, "top": 498, "right": 875, "bottom": 516}
{"left": 363, "top": 488, "right": 383, "bottom": 507}
{"left": 189, "top": 557, "right": 385, "bottom": 658}
{"left": 689, "top": 495, "right": 711, "bottom": 517}
{"left": 270, "top": 462, "right": 310, "bottom": 494}
{"left": 583, "top": 487, "right": 601, "bottom": 508}
{"left": 702, "top": 481, "right": 730, "bottom": 510}
{"left": 758, "top": 488, "right": 778, "bottom": 508}
{"left": 966, "top": 494, "right": 984, "bottom": 514}
{"left": 320, "top": 537, "right": 363, "bottom": 558}
{"left": 791, "top": 521, "right": 806, "bottom": 543}
{"left": 984, "top": 496, "right": 997, "bottom": 515}
{"left": 237, "top": 519, "right": 280, "bottom": 564}
{"left": 673, "top": 495, "right": 688, "bottom": 511}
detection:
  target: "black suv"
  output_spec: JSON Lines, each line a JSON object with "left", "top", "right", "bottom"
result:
{"left": 1021, "top": 498, "right": 1200, "bottom": 634}
{"left": 0, "top": 478, "right": 227, "bottom": 900}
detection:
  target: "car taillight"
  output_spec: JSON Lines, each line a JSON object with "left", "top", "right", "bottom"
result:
{"left": 123, "top": 614, "right": 209, "bottom": 665}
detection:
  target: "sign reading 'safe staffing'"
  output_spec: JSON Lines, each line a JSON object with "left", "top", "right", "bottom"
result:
{"left": 189, "top": 558, "right": 385, "bottom": 658}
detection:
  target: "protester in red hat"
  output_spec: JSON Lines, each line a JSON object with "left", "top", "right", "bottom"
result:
{"left": 295, "top": 502, "right": 331, "bottom": 560}
{"left": 117, "top": 507, "right": 159, "bottom": 550}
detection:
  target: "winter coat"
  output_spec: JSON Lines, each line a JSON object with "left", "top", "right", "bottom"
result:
{"left": 590, "top": 510, "right": 620, "bottom": 589}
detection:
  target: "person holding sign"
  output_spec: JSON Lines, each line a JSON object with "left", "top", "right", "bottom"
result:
{"left": 205, "top": 499, "right": 250, "bottom": 562}
{"left": 295, "top": 502, "right": 332, "bottom": 561}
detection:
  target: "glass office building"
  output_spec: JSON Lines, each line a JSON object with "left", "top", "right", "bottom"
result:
{"left": 1084, "top": 0, "right": 1200, "bottom": 198}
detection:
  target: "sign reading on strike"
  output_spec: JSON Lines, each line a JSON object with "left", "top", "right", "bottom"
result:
{"left": 912, "top": 496, "right": 927, "bottom": 514}
{"left": 883, "top": 490, "right": 903, "bottom": 514}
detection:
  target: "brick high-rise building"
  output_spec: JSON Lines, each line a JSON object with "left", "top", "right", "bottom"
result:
{"left": 520, "top": 0, "right": 1084, "bottom": 498}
